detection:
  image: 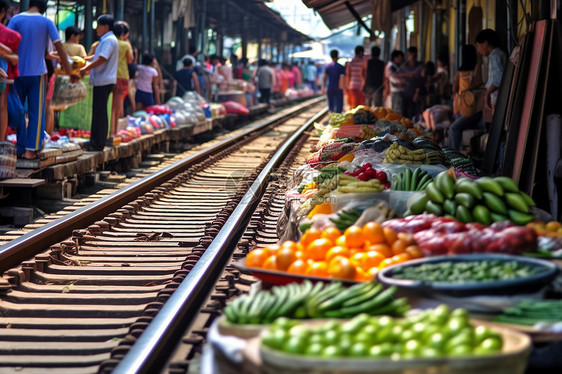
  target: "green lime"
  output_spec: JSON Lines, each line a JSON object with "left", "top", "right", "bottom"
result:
{"left": 446, "top": 317, "right": 469, "bottom": 336}
{"left": 352, "top": 313, "right": 371, "bottom": 325}
{"left": 420, "top": 347, "right": 442, "bottom": 358}
{"left": 403, "top": 339, "right": 422, "bottom": 354}
{"left": 342, "top": 320, "right": 363, "bottom": 335}
{"left": 447, "top": 344, "right": 472, "bottom": 357}
{"left": 474, "top": 326, "right": 495, "bottom": 345}
{"left": 374, "top": 326, "right": 392, "bottom": 344}
{"left": 289, "top": 325, "right": 309, "bottom": 338}
{"left": 338, "top": 335, "right": 354, "bottom": 355}
{"left": 272, "top": 317, "right": 298, "bottom": 331}
{"left": 368, "top": 345, "right": 387, "bottom": 358}
{"left": 478, "top": 337, "right": 503, "bottom": 353}
{"left": 305, "top": 343, "right": 324, "bottom": 356}
{"left": 283, "top": 335, "right": 307, "bottom": 354}
{"left": 349, "top": 342, "right": 369, "bottom": 357}
{"left": 361, "top": 324, "right": 377, "bottom": 336}
{"left": 428, "top": 332, "right": 447, "bottom": 352}
{"left": 309, "top": 333, "right": 324, "bottom": 345}
{"left": 261, "top": 328, "right": 288, "bottom": 350}
{"left": 399, "top": 329, "right": 416, "bottom": 343}
{"left": 446, "top": 332, "right": 474, "bottom": 351}
{"left": 322, "top": 345, "right": 344, "bottom": 358}
{"left": 451, "top": 308, "right": 470, "bottom": 321}
{"left": 324, "top": 330, "right": 340, "bottom": 346}
{"left": 353, "top": 331, "right": 373, "bottom": 345}
{"left": 378, "top": 316, "right": 394, "bottom": 328}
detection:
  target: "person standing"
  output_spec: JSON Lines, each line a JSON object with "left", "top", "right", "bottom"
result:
{"left": 8, "top": 0, "right": 74, "bottom": 159}
{"left": 79, "top": 14, "right": 118, "bottom": 151}
{"left": 401, "top": 46, "right": 423, "bottom": 119}
{"left": 110, "top": 22, "right": 133, "bottom": 138}
{"left": 256, "top": 59, "right": 275, "bottom": 107}
{"left": 385, "top": 50, "right": 405, "bottom": 114}
{"left": 134, "top": 53, "right": 160, "bottom": 110}
{"left": 0, "top": 0, "right": 20, "bottom": 141}
{"left": 304, "top": 60, "right": 317, "bottom": 93}
{"left": 363, "top": 46, "right": 385, "bottom": 107}
{"left": 345, "top": 45, "right": 366, "bottom": 109}
{"left": 175, "top": 57, "right": 200, "bottom": 97}
{"left": 448, "top": 30, "right": 505, "bottom": 151}
{"left": 323, "top": 49, "right": 345, "bottom": 113}
{"left": 63, "top": 26, "right": 87, "bottom": 59}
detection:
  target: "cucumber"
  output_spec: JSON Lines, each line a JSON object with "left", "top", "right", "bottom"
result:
{"left": 318, "top": 282, "right": 375, "bottom": 312}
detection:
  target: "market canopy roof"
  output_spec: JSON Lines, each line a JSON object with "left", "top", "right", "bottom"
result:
{"left": 205, "top": 0, "right": 311, "bottom": 43}
{"left": 302, "top": 0, "right": 418, "bottom": 30}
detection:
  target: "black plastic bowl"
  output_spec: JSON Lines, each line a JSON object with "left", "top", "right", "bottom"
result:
{"left": 377, "top": 254, "right": 559, "bottom": 296}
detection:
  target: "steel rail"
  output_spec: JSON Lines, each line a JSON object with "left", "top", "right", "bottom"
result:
{"left": 0, "top": 97, "right": 324, "bottom": 274}
{"left": 113, "top": 107, "right": 328, "bottom": 373}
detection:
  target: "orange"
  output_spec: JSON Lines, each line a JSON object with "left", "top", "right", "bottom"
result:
{"left": 246, "top": 248, "right": 270, "bottom": 268}
{"left": 405, "top": 245, "right": 424, "bottom": 259}
{"left": 262, "top": 255, "right": 278, "bottom": 270}
{"left": 300, "top": 227, "right": 323, "bottom": 249}
{"left": 378, "top": 257, "right": 396, "bottom": 270}
{"left": 306, "top": 238, "right": 334, "bottom": 261}
{"left": 335, "top": 235, "right": 347, "bottom": 247}
{"left": 287, "top": 259, "right": 308, "bottom": 275}
{"left": 306, "top": 261, "right": 329, "bottom": 277}
{"left": 350, "top": 252, "right": 367, "bottom": 268}
{"left": 397, "top": 232, "right": 416, "bottom": 246}
{"left": 391, "top": 253, "right": 412, "bottom": 264}
{"left": 363, "top": 251, "right": 385, "bottom": 269}
{"left": 262, "top": 244, "right": 280, "bottom": 256}
{"left": 383, "top": 227, "right": 398, "bottom": 246}
{"left": 321, "top": 227, "right": 342, "bottom": 244}
{"left": 281, "top": 240, "right": 300, "bottom": 251}
{"left": 275, "top": 247, "right": 297, "bottom": 271}
{"left": 344, "top": 225, "right": 365, "bottom": 248}
{"left": 355, "top": 267, "right": 372, "bottom": 282}
{"left": 363, "top": 222, "right": 385, "bottom": 245}
{"left": 391, "top": 239, "right": 408, "bottom": 256}
{"left": 368, "top": 243, "right": 392, "bottom": 258}
{"left": 328, "top": 257, "right": 357, "bottom": 280}
{"left": 368, "top": 267, "right": 380, "bottom": 278}
{"left": 325, "top": 246, "right": 350, "bottom": 262}
{"left": 295, "top": 250, "right": 305, "bottom": 259}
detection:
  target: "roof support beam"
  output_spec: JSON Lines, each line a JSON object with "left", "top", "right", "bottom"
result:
{"left": 344, "top": 1, "right": 376, "bottom": 39}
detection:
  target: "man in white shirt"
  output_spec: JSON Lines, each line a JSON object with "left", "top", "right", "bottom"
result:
{"left": 80, "top": 14, "right": 118, "bottom": 151}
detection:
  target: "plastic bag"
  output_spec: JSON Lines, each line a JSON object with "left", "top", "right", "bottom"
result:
{"left": 222, "top": 100, "right": 249, "bottom": 114}
{"left": 51, "top": 76, "right": 87, "bottom": 111}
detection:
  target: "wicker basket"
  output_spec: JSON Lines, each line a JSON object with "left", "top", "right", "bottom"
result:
{"left": 0, "top": 142, "right": 16, "bottom": 180}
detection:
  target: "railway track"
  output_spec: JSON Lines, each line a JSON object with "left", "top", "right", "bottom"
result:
{"left": 0, "top": 98, "right": 326, "bottom": 373}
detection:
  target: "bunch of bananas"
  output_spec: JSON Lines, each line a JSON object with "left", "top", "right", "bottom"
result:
{"left": 384, "top": 142, "right": 428, "bottom": 164}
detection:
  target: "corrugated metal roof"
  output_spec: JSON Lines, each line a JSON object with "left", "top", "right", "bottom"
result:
{"left": 302, "top": 0, "right": 418, "bottom": 30}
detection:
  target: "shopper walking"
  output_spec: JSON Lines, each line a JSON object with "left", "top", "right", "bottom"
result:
{"left": 385, "top": 50, "right": 405, "bottom": 114}
{"left": 345, "top": 45, "right": 366, "bottom": 109}
{"left": 363, "top": 46, "right": 384, "bottom": 107}
{"left": 304, "top": 60, "right": 317, "bottom": 93}
{"left": 8, "top": 0, "right": 74, "bottom": 159}
{"left": 401, "top": 46, "right": 423, "bottom": 119}
{"left": 256, "top": 59, "right": 275, "bottom": 107}
{"left": 323, "top": 49, "right": 345, "bottom": 113}
{"left": 79, "top": 14, "right": 118, "bottom": 151}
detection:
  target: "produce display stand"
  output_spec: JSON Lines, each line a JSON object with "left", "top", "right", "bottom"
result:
{"left": 207, "top": 105, "right": 562, "bottom": 372}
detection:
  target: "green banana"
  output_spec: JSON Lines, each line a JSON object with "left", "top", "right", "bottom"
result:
{"left": 426, "top": 181, "right": 445, "bottom": 204}
{"left": 508, "top": 209, "right": 534, "bottom": 225}
{"left": 443, "top": 199, "right": 457, "bottom": 215}
{"left": 425, "top": 200, "right": 443, "bottom": 216}
{"left": 455, "top": 179, "right": 483, "bottom": 200}
{"left": 475, "top": 177, "right": 504, "bottom": 196}
{"left": 505, "top": 192, "right": 530, "bottom": 213}
{"left": 455, "top": 205, "right": 473, "bottom": 223}
{"left": 494, "top": 176, "right": 519, "bottom": 193}
{"left": 410, "top": 194, "right": 429, "bottom": 214}
{"left": 473, "top": 205, "right": 492, "bottom": 225}
{"left": 519, "top": 191, "right": 536, "bottom": 206}
{"left": 482, "top": 192, "right": 508, "bottom": 214}
{"left": 454, "top": 192, "right": 476, "bottom": 209}
{"left": 325, "top": 286, "right": 398, "bottom": 317}
{"left": 490, "top": 212, "right": 509, "bottom": 222}
{"left": 436, "top": 171, "right": 455, "bottom": 199}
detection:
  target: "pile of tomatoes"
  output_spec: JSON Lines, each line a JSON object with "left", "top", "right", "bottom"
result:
{"left": 245, "top": 222, "right": 423, "bottom": 282}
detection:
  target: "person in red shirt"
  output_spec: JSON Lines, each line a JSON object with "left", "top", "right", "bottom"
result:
{"left": 0, "top": 0, "right": 20, "bottom": 141}
{"left": 345, "top": 45, "right": 366, "bottom": 109}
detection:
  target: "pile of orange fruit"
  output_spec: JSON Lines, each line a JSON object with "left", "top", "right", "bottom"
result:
{"left": 527, "top": 221, "right": 562, "bottom": 237}
{"left": 245, "top": 222, "right": 423, "bottom": 282}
